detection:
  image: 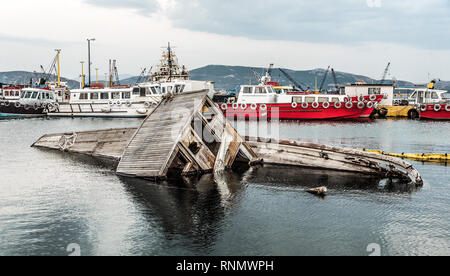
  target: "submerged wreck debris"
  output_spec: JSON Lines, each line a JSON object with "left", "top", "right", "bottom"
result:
{"left": 307, "top": 187, "right": 328, "bottom": 196}
{"left": 31, "top": 90, "right": 424, "bottom": 186}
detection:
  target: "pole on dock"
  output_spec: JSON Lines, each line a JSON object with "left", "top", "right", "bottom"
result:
{"left": 87, "top": 38, "right": 95, "bottom": 87}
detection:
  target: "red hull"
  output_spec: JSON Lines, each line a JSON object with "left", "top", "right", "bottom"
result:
{"left": 420, "top": 104, "right": 450, "bottom": 120}
{"left": 221, "top": 102, "right": 376, "bottom": 120}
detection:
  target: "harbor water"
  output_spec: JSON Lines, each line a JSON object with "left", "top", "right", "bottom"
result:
{"left": 0, "top": 118, "right": 449, "bottom": 256}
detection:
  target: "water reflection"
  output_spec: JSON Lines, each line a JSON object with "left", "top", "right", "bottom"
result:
{"left": 118, "top": 173, "right": 246, "bottom": 251}
{"left": 240, "top": 165, "right": 421, "bottom": 194}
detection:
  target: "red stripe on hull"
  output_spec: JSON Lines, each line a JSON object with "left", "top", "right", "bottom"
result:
{"left": 221, "top": 103, "right": 375, "bottom": 120}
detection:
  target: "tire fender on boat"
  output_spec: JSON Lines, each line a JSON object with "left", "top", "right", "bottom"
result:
{"left": 322, "top": 102, "right": 330, "bottom": 109}
{"left": 116, "top": 100, "right": 122, "bottom": 106}
{"left": 241, "top": 104, "right": 248, "bottom": 110}
{"left": 126, "top": 101, "right": 132, "bottom": 107}
{"left": 367, "top": 101, "right": 374, "bottom": 109}
{"left": 4, "top": 101, "right": 10, "bottom": 107}
{"left": 221, "top": 103, "right": 228, "bottom": 110}
{"left": 232, "top": 103, "right": 239, "bottom": 110}
{"left": 301, "top": 102, "right": 309, "bottom": 109}
{"left": 445, "top": 104, "right": 450, "bottom": 112}
{"left": 434, "top": 104, "right": 442, "bottom": 112}
{"left": 260, "top": 104, "right": 267, "bottom": 111}
{"left": 109, "top": 100, "right": 115, "bottom": 107}
{"left": 144, "top": 102, "right": 152, "bottom": 109}
{"left": 357, "top": 101, "right": 365, "bottom": 109}
{"left": 345, "top": 101, "right": 353, "bottom": 109}
{"left": 358, "top": 95, "right": 365, "bottom": 102}
{"left": 15, "top": 102, "right": 21, "bottom": 108}
{"left": 291, "top": 102, "right": 298, "bottom": 109}
{"left": 251, "top": 104, "right": 258, "bottom": 110}
{"left": 369, "top": 94, "right": 377, "bottom": 101}
{"left": 420, "top": 104, "right": 427, "bottom": 112}
{"left": 312, "top": 102, "right": 319, "bottom": 109}
{"left": 334, "top": 102, "right": 342, "bottom": 109}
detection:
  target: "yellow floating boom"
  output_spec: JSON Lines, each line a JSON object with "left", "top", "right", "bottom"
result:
{"left": 358, "top": 149, "right": 450, "bottom": 162}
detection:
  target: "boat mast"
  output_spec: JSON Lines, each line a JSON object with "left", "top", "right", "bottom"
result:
{"left": 167, "top": 42, "right": 173, "bottom": 81}
{"left": 55, "top": 49, "right": 61, "bottom": 86}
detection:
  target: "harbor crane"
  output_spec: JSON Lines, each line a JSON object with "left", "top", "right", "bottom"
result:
{"left": 331, "top": 68, "right": 340, "bottom": 91}
{"left": 278, "top": 68, "right": 305, "bottom": 91}
{"left": 319, "top": 66, "right": 331, "bottom": 92}
{"left": 379, "top": 62, "right": 391, "bottom": 84}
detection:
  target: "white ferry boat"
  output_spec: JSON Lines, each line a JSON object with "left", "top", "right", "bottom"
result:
{"left": 48, "top": 43, "right": 215, "bottom": 118}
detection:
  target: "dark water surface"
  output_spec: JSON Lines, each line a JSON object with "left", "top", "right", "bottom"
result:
{"left": 0, "top": 118, "right": 449, "bottom": 256}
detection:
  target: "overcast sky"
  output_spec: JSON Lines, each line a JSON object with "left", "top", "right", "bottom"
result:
{"left": 0, "top": 0, "right": 449, "bottom": 82}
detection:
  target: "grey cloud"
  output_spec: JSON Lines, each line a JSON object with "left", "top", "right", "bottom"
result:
{"left": 84, "top": 0, "right": 159, "bottom": 14}
{"left": 84, "top": 0, "right": 450, "bottom": 49}
{"left": 166, "top": 0, "right": 450, "bottom": 49}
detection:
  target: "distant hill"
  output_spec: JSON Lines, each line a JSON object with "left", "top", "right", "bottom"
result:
{"left": 120, "top": 65, "right": 414, "bottom": 91}
{"left": 436, "top": 81, "right": 450, "bottom": 90}
{"left": 0, "top": 71, "right": 79, "bottom": 89}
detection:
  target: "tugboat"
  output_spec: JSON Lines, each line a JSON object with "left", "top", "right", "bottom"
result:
{"left": 0, "top": 87, "right": 57, "bottom": 118}
{"left": 220, "top": 66, "right": 382, "bottom": 120}
{"left": 411, "top": 85, "right": 450, "bottom": 120}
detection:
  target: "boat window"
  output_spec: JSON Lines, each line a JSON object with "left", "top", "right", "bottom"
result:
{"left": 255, "top": 87, "right": 266, "bottom": 94}
{"left": 32, "top": 92, "right": 39, "bottom": 99}
{"left": 292, "top": 96, "right": 303, "bottom": 103}
{"left": 132, "top": 87, "right": 140, "bottom": 95}
{"left": 79, "top": 93, "right": 89, "bottom": 100}
{"left": 139, "top": 87, "right": 146, "bottom": 97}
{"left": 175, "top": 85, "right": 185, "bottom": 94}
{"left": 161, "top": 87, "right": 167, "bottom": 94}
{"left": 101, "top": 93, "right": 109, "bottom": 100}
{"left": 431, "top": 92, "right": 439, "bottom": 100}
{"left": 331, "top": 97, "right": 340, "bottom": 103}
{"left": 410, "top": 91, "right": 417, "bottom": 99}
{"left": 150, "top": 87, "right": 159, "bottom": 95}
{"left": 369, "top": 88, "right": 381, "bottom": 94}
{"left": 167, "top": 86, "right": 173, "bottom": 93}
{"left": 90, "top": 93, "right": 99, "bottom": 100}
{"left": 49, "top": 93, "right": 54, "bottom": 100}
{"left": 267, "top": 87, "right": 275, "bottom": 94}
{"left": 442, "top": 92, "right": 450, "bottom": 100}
{"left": 111, "top": 92, "right": 120, "bottom": 100}
{"left": 122, "top": 92, "right": 131, "bottom": 99}
{"left": 425, "top": 91, "right": 431, "bottom": 98}
{"left": 243, "top": 87, "right": 252, "bottom": 94}
{"left": 318, "top": 97, "right": 329, "bottom": 103}
{"left": 42, "top": 93, "right": 48, "bottom": 100}
{"left": 16, "top": 91, "right": 20, "bottom": 96}
{"left": 305, "top": 96, "right": 316, "bottom": 103}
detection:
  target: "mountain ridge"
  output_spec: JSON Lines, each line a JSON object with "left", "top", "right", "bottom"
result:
{"left": 2, "top": 66, "right": 449, "bottom": 91}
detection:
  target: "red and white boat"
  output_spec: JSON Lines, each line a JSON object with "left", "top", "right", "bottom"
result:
{"left": 406, "top": 88, "right": 450, "bottom": 120}
{"left": 219, "top": 84, "right": 382, "bottom": 120}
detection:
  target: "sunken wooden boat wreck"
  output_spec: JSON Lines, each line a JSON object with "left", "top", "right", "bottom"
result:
{"left": 32, "top": 90, "right": 424, "bottom": 186}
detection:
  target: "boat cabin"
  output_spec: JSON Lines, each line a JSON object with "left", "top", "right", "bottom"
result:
{"left": 0, "top": 86, "right": 23, "bottom": 101}
{"left": 237, "top": 85, "right": 349, "bottom": 104}
{"left": 407, "top": 89, "right": 449, "bottom": 105}
{"left": 69, "top": 87, "right": 133, "bottom": 104}
{"left": 344, "top": 83, "right": 394, "bottom": 106}
{"left": 19, "top": 88, "right": 56, "bottom": 106}
{"left": 136, "top": 80, "right": 216, "bottom": 97}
